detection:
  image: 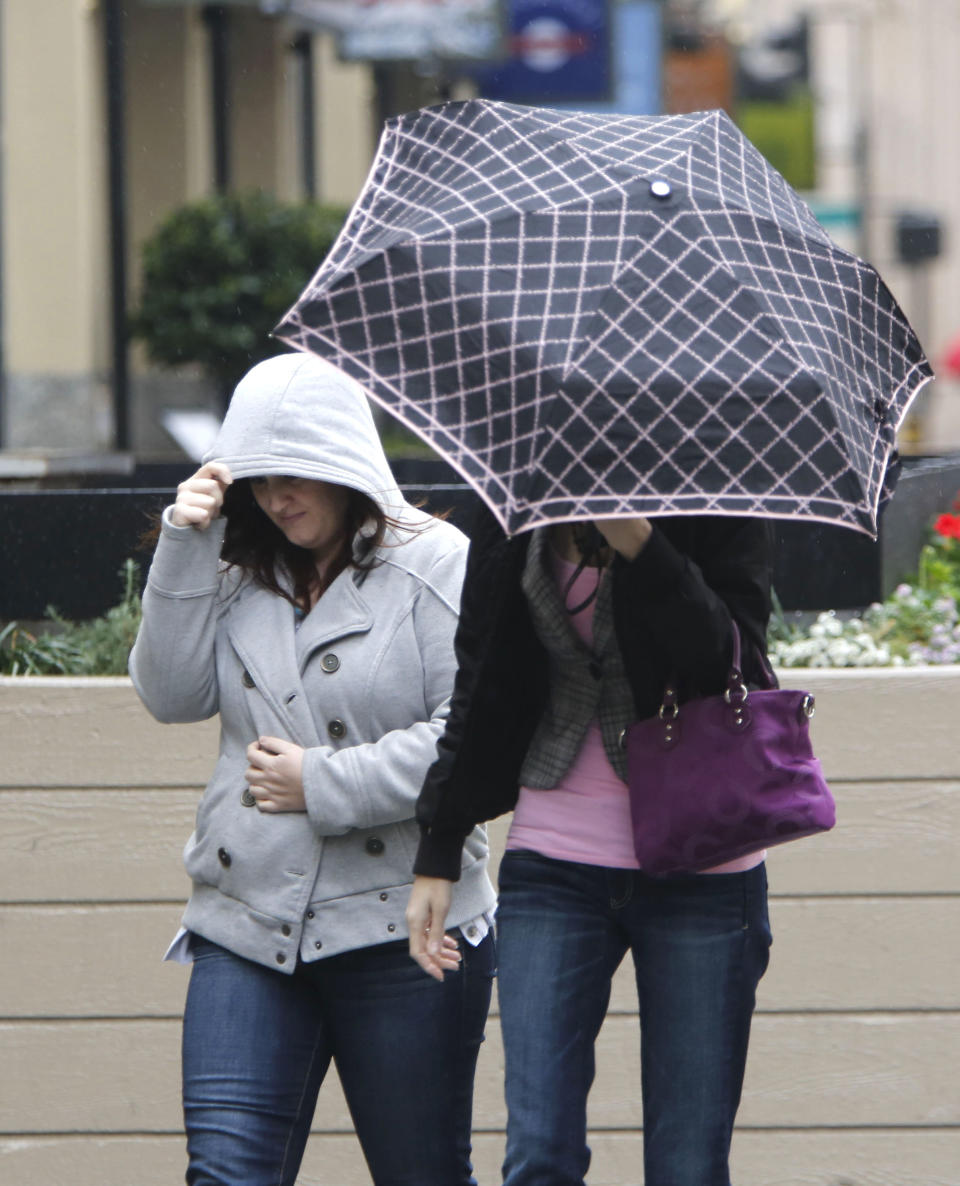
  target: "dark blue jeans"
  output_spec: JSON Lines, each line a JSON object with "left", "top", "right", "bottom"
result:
{"left": 496, "top": 851, "right": 772, "bottom": 1186}
{"left": 182, "top": 931, "right": 495, "bottom": 1186}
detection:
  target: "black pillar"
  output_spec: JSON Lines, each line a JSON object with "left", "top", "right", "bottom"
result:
{"left": 293, "top": 33, "right": 317, "bottom": 200}
{"left": 372, "top": 63, "right": 397, "bottom": 139}
{"left": 203, "top": 5, "right": 231, "bottom": 193}
{"left": 104, "top": 0, "right": 130, "bottom": 451}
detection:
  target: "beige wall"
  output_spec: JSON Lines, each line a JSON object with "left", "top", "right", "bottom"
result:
{"left": 314, "top": 30, "right": 378, "bottom": 208}
{"left": 1, "top": 670, "right": 958, "bottom": 1184}
{"left": 2, "top": 0, "right": 108, "bottom": 379}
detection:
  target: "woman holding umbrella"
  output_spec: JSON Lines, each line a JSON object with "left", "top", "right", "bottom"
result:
{"left": 130, "top": 353, "right": 496, "bottom": 1186}
{"left": 407, "top": 505, "right": 774, "bottom": 1186}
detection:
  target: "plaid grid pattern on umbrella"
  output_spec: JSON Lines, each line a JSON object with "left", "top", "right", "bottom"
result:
{"left": 276, "top": 100, "right": 931, "bottom": 537}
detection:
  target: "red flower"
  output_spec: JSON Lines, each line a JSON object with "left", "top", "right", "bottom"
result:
{"left": 934, "top": 513, "right": 960, "bottom": 540}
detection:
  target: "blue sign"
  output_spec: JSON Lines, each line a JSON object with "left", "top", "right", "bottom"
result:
{"left": 477, "top": 0, "right": 611, "bottom": 102}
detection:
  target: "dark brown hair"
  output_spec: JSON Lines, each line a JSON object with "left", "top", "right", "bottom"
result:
{"left": 220, "top": 478, "right": 389, "bottom": 608}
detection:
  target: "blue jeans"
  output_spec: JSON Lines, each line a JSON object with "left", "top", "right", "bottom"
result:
{"left": 496, "top": 851, "right": 772, "bottom": 1186}
{"left": 182, "top": 931, "right": 495, "bottom": 1186}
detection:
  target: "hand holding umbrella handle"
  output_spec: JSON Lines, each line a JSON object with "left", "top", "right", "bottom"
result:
{"left": 594, "top": 517, "right": 652, "bottom": 560}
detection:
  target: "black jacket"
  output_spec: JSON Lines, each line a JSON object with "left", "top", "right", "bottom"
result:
{"left": 414, "top": 506, "right": 772, "bottom": 880}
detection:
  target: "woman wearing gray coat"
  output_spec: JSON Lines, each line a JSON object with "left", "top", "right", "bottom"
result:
{"left": 130, "top": 353, "right": 495, "bottom": 1186}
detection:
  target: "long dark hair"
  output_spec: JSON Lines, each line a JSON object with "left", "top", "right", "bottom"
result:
{"left": 220, "top": 478, "right": 389, "bottom": 608}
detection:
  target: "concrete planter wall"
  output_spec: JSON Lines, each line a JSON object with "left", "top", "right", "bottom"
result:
{"left": 1, "top": 671, "right": 958, "bottom": 1185}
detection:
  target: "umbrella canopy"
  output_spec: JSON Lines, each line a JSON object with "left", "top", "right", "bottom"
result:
{"left": 275, "top": 99, "right": 932, "bottom": 537}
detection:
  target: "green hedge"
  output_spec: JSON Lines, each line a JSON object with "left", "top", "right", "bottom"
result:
{"left": 131, "top": 191, "right": 348, "bottom": 395}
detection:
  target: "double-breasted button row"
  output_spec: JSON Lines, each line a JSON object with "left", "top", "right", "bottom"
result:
{"left": 320, "top": 653, "right": 340, "bottom": 673}
{"left": 275, "top": 921, "right": 295, "bottom": 965}
{"left": 328, "top": 718, "right": 347, "bottom": 740}
{"left": 376, "top": 890, "right": 396, "bottom": 934}
{"left": 240, "top": 788, "right": 256, "bottom": 808}
{"left": 303, "top": 909, "right": 321, "bottom": 950}
{"left": 365, "top": 836, "right": 385, "bottom": 855}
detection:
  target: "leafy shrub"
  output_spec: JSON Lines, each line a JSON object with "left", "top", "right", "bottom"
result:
{"left": 131, "top": 191, "right": 348, "bottom": 394}
{"left": 916, "top": 505, "right": 960, "bottom": 602}
{"left": 0, "top": 561, "right": 142, "bottom": 676}
{"left": 0, "top": 622, "right": 86, "bottom": 676}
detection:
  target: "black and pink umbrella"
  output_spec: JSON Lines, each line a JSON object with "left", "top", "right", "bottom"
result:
{"left": 276, "top": 99, "right": 931, "bottom": 537}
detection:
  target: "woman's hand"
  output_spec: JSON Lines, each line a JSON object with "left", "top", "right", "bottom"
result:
{"left": 245, "top": 736, "right": 306, "bottom": 812}
{"left": 170, "top": 461, "right": 233, "bottom": 530}
{"left": 406, "top": 875, "right": 457, "bottom": 981}
{"left": 593, "top": 516, "right": 652, "bottom": 560}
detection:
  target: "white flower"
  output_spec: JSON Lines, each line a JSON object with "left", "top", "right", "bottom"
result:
{"left": 826, "top": 639, "right": 855, "bottom": 665}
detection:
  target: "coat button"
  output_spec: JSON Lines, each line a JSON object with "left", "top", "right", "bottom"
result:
{"left": 320, "top": 653, "right": 340, "bottom": 673}
{"left": 217, "top": 847, "right": 231, "bottom": 868}
{"left": 241, "top": 669, "right": 255, "bottom": 689}
{"left": 240, "top": 788, "right": 256, "bottom": 808}
{"left": 281, "top": 924, "right": 291, "bottom": 937}
{"left": 387, "top": 923, "right": 396, "bottom": 933}
{"left": 365, "top": 836, "right": 385, "bottom": 855}
{"left": 467, "top": 925, "right": 478, "bottom": 938}
{"left": 315, "top": 940, "right": 322, "bottom": 950}
{"left": 328, "top": 718, "right": 347, "bottom": 740}
{"left": 276, "top": 953, "right": 286, "bottom": 965}
{"left": 306, "top": 910, "right": 315, "bottom": 920}
{"left": 379, "top": 892, "right": 389, "bottom": 902}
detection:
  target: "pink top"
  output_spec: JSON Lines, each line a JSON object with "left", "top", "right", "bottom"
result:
{"left": 506, "top": 545, "right": 763, "bottom": 874}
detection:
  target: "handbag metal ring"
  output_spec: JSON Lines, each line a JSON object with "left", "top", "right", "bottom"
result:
{"left": 724, "top": 678, "right": 749, "bottom": 706}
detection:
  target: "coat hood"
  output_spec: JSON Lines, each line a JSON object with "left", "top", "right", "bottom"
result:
{"left": 203, "top": 353, "right": 407, "bottom": 517}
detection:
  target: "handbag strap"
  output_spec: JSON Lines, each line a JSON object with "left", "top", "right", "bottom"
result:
{"left": 644, "top": 622, "right": 808, "bottom": 750}
{"left": 658, "top": 620, "right": 752, "bottom": 731}
{"left": 727, "top": 620, "right": 780, "bottom": 691}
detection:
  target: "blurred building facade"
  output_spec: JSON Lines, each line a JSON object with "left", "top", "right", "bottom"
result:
{"left": 2, "top": 0, "right": 960, "bottom": 461}
{"left": 0, "top": 0, "right": 377, "bottom": 458}
{"left": 706, "top": 0, "right": 960, "bottom": 449}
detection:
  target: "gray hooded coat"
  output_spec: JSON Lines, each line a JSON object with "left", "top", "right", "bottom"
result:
{"left": 129, "top": 354, "right": 494, "bottom": 972}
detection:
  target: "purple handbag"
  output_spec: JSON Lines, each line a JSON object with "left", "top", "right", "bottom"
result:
{"left": 625, "top": 624, "right": 835, "bottom": 876}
